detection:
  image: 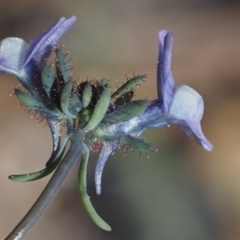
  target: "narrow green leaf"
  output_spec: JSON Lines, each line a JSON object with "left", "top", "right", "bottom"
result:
{"left": 80, "top": 108, "right": 92, "bottom": 127}
{"left": 55, "top": 48, "right": 71, "bottom": 83}
{"left": 111, "top": 75, "right": 147, "bottom": 98}
{"left": 9, "top": 135, "right": 71, "bottom": 182}
{"left": 83, "top": 87, "right": 111, "bottom": 132}
{"left": 68, "top": 93, "right": 82, "bottom": 116}
{"left": 97, "top": 79, "right": 108, "bottom": 87}
{"left": 82, "top": 84, "right": 92, "bottom": 108}
{"left": 15, "top": 89, "right": 43, "bottom": 111}
{"left": 114, "top": 90, "right": 134, "bottom": 105}
{"left": 78, "top": 144, "right": 111, "bottom": 231}
{"left": 118, "top": 135, "right": 154, "bottom": 152}
{"left": 41, "top": 64, "right": 56, "bottom": 95}
{"left": 15, "top": 89, "right": 59, "bottom": 120}
{"left": 102, "top": 100, "right": 149, "bottom": 124}
{"left": 60, "top": 81, "right": 77, "bottom": 118}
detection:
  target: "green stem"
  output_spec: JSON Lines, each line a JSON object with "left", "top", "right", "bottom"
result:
{"left": 78, "top": 144, "right": 111, "bottom": 231}
{"left": 5, "top": 129, "right": 84, "bottom": 240}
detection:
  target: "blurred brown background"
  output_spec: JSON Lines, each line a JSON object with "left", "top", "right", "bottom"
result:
{"left": 0, "top": 0, "right": 240, "bottom": 239}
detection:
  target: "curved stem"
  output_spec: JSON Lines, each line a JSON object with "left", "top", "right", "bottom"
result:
{"left": 5, "top": 129, "right": 84, "bottom": 240}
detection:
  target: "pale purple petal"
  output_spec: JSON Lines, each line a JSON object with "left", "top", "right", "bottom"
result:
{"left": 95, "top": 142, "right": 117, "bottom": 195}
{"left": 186, "top": 125, "right": 212, "bottom": 151}
{"left": 158, "top": 30, "right": 168, "bottom": 64}
{"left": 157, "top": 31, "right": 175, "bottom": 113}
{"left": 24, "top": 16, "right": 77, "bottom": 67}
{"left": 45, "top": 120, "right": 61, "bottom": 166}
{"left": 168, "top": 85, "right": 213, "bottom": 151}
{"left": 180, "top": 125, "right": 194, "bottom": 139}
{"left": 157, "top": 30, "right": 167, "bottom": 99}
{"left": 0, "top": 38, "right": 28, "bottom": 76}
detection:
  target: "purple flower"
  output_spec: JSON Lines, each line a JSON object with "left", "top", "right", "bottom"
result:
{"left": 157, "top": 30, "right": 213, "bottom": 151}
{"left": 0, "top": 16, "right": 76, "bottom": 96}
{"left": 0, "top": 19, "right": 213, "bottom": 232}
{"left": 0, "top": 16, "right": 77, "bottom": 165}
{"left": 94, "top": 30, "right": 213, "bottom": 195}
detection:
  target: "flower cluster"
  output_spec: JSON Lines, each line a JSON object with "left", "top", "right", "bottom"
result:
{"left": 0, "top": 16, "right": 212, "bottom": 231}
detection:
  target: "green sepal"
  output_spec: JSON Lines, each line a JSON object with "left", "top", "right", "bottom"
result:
{"left": 102, "top": 100, "right": 149, "bottom": 124}
{"left": 78, "top": 144, "right": 111, "bottom": 231}
{"left": 9, "top": 134, "right": 71, "bottom": 182}
{"left": 83, "top": 87, "right": 111, "bottom": 132}
{"left": 76, "top": 81, "right": 87, "bottom": 96}
{"left": 80, "top": 108, "right": 92, "bottom": 128}
{"left": 41, "top": 64, "right": 56, "bottom": 96}
{"left": 68, "top": 93, "right": 82, "bottom": 116}
{"left": 95, "top": 79, "right": 108, "bottom": 96}
{"left": 55, "top": 48, "right": 71, "bottom": 83}
{"left": 91, "top": 131, "right": 154, "bottom": 152}
{"left": 15, "top": 89, "right": 59, "bottom": 120}
{"left": 82, "top": 84, "right": 92, "bottom": 108}
{"left": 97, "top": 79, "right": 108, "bottom": 87}
{"left": 60, "top": 81, "right": 77, "bottom": 118}
{"left": 15, "top": 89, "right": 44, "bottom": 111}
{"left": 114, "top": 90, "right": 134, "bottom": 105}
{"left": 118, "top": 135, "right": 154, "bottom": 152}
{"left": 111, "top": 75, "right": 147, "bottom": 98}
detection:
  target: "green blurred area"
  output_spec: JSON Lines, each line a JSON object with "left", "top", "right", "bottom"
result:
{"left": 0, "top": 0, "right": 240, "bottom": 239}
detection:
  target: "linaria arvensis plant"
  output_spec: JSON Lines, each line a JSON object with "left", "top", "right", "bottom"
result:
{"left": 0, "top": 16, "right": 213, "bottom": 239}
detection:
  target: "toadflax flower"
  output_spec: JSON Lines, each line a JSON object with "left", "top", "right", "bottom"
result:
{"left": 90, "top": 29, "right": 213, "bottom": 195}
{"left": 157, "top": 30, "right": 212, "bottom": 151}
{"left": 0, "top": 16, "right": 213, "bottom": 236}
{"left": 0, "top": 16, "right": 77, "bottom": 169}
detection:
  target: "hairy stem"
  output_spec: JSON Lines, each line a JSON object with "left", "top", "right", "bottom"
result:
{"left": 5, "top": 129, "right": 84, "bottom": 240}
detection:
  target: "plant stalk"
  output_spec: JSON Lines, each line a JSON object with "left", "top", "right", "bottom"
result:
{"left": 5, "top": 129, "right": 84, "bottom": 240}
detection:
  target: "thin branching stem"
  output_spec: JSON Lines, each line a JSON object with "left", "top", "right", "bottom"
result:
{"left": 5, "top": 129, "right": 84, "bottom": 240}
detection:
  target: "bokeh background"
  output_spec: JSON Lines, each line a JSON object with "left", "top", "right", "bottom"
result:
{"left": 0, "top": 0, "right": 240, "bottom": 239}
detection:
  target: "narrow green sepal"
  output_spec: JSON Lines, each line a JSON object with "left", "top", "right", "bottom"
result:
{"left": 80, "top": 108, "right": 92, "bottom": 127}
{"left": 98, "top": 79, "right": 108, "bottom": 87}
{"left": 111, "top": 75, "right": 147, "bottom": 98}
{"left": 68, "top": 93, "right": 82, "bottom": 116}
{"left": 78, "top": 144, "right": 112, "bottom": 231}
{"left": 119, "top": 135, "right": 154, "bottom": 152}
{"left": 95, "top": 79, "right": 108, "bottom": 96}
{"left": 56, "top": 48, "right": 71, "bottom": 83}
{"left": 15, "top": 89, "right": 59, "bottom": 120}
{"left": 41, "top": 64, "right": 56, "bottom": 95}
{"left": 82, "top": 84, "right": 92, "bottom": 108}
{"left": 60, "top": 81, "right": 77, "bottom": 118}
{"left": 114, "top": 90, "right": 134, "bottom": 105}
{"left": 9, "top": 135, "right": 71, "bottom": 182}
{"left": 102, "top": 100, "right": 149, "bottom": 124}
{"left": 83, "top": 87, "right": 111, "bottom": 132}
{"left": 15, "top": 89, "right": 44, "bottom": 111}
